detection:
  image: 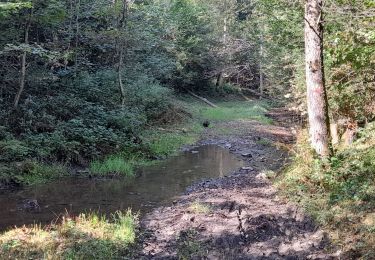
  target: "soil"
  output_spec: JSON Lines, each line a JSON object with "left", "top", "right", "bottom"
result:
{"left": 138, "top": 108, "right": 339, "bottom": 259}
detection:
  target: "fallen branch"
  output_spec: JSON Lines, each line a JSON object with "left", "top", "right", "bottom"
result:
{"left": 240, "top": 88, "right": 270, "bottom": 100}
{"left": 187, "top": 90, "right": 218, "bottom": 108}
{"left": 240, "top": 93, "right": 252, "bottom": 101}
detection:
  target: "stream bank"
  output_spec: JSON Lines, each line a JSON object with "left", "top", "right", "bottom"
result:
{"left": 0, "top": 101, "right": 339, "bottom": 259}
{"left": 139, "top": 108, "right": 338, "bottom": 259}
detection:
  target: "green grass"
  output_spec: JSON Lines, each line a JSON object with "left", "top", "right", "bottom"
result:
{"left": 145, "top": 130, "right": 200, "bottom": 157}
{"left": 188, "top": 201, "right": 212, "bottom": 214}
{"left": 0, "top": 210, "right": 137, "bottom": 260}
{"left": 90, "top": 156, "right": 135, "bottom": 177}
{"left": 199, "top": 101, "right": 272, "bottom": 124}
{"left": 22, "top": 162, "right": 68, "bottom": 185}
{"left": 276, "top": 122, "right": 375, "bottom": 258}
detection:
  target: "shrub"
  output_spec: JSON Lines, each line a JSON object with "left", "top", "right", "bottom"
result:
{"left": 0, "top": 139, "right": 31, "bottom": 162}
{"left": 277, "top": 123, "right": 375, "bottom": 257}
{"left": 21, "top": 162, "right": 68, "bottom": 185}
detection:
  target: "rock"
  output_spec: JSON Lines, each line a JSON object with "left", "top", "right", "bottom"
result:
{"left": 191, "top": 150, "right": 199, "bottom": 154}
{"left": 19, "top": 199, "right": 41, "bottom": 212}
{"left": 278, "top": 243, "right": 290, "bottom": 255}
{"left": 241, "top": 153, "right": 253, "bottom": 158}
{"left": 256, "top": 172, "right": 268, "bottom": 180}
{"left": 241, "top": 166, "right": 254, "bottom": 171}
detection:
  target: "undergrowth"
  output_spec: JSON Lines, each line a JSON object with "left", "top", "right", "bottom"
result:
{"left": 276, "top": 122, "right": 375, "bottom": 258}
{"left": 0, "top": 161, "right": 68, "bottom": 187}
{"left": 1, "top": 98, "right": 269, "bottom": 185}
{"left": 0, "top": 210, "right": 138, "bottom": 260}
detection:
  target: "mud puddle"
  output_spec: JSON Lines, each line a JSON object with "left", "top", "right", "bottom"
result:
{"left": 0, "top": 145, "right": 243, "bottom": 231}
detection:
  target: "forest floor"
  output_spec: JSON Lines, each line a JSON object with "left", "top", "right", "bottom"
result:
{"left": 138, "top": 105, "right": 338, "bottom": 259}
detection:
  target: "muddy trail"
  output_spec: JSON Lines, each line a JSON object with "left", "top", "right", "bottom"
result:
{"left": 138, "top": 109, "right": 336, "bottom": 259}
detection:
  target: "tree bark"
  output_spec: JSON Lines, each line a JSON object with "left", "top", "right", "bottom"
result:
{"left": 304, "top": 0, "right": 331, "bottom": 157}
{"left": 187, "top": 90, "right": 218, "bottom": 108}
{"left": 74, "top": 0, "right": 80, "bottom": 76}
{"left": 116, "top": 0, "right": 128, "bottom": 107}
{"left": 118, "top": 47, "right": 126, "bottom": 107}
{"left": 330, "top": 123, "right": 339, "bottom": 145}
{"left": 259, "top": 23, "right": 264, "bottom": 97}
{"left": 14, "top": 9, "right": 32, "bottom": 109}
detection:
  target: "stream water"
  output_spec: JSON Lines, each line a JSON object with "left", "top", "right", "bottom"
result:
{"left": 0, "top": 145, "right": 243, "bottom": 231}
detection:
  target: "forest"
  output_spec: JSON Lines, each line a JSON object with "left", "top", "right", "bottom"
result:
{"left": 0, "top": 0, "right": 374, "bottom": 259}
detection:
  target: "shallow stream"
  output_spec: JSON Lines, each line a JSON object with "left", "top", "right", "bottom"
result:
{"left": 0, "top": 145, "right": 243, "bottom": 231}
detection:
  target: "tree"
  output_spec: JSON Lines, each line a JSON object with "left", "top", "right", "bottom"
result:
{"left": 13, "top": 7, "right": 32, "bottom": 109}
{"left": 115, "top": 0, "right": 128, "bottom": 107}
{"left": 304, "top": 0, "right": 331, "bottom": 157}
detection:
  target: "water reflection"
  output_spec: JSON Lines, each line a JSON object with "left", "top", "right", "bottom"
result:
{"left": 0, "top": 145, "right": 243, "bottom": 231}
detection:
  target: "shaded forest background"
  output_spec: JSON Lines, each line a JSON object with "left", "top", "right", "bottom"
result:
{"left": 0, "top": 0, "right": 375, "bottom": 257}
{"left": 0, "top": 0, "right": 373, "bottom": 166}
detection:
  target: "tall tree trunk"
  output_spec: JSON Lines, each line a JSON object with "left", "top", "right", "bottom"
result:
{"left": 304, "top": 0, "right": 331, "bottom": 157}
{"left": 116, "top": 0, "right": 128, "bottom": 107}
{"left": 14, "top": 9, "right": 32, "bottom": 109}
{"left": 118, "top": 47, "right": 126, "bottom": 107}
{"left": 74, "top": 0, "right": 80, "bottom": 76}
{"left": 259, "top": 28, "right": 264, "bottom": 97}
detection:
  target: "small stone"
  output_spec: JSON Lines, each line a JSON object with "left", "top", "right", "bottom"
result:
{"left": 241, "top": 153, "right": 253, "bottom": 158}
{"left": 191, "top": 151, "right": 199, "bottom": 154}
{"left": 241, "top": 166, "right": 254, "bottom": 171}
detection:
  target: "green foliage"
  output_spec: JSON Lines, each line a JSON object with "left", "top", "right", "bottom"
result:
{"left": 20, "top": 161, "right": 68, "bottom": 185}
{"left": 277, "top": 123, "right": 375, "bottom": 256}
{"left": 0, "top": 160, "right": 68, "bottom": 187}
{"left": 0, "top": 210, "right": 138, "bottom": 259}
{"left": 0, "top": 2, "right": 32, "bottom": 19}
{"left": 0, "top": 139, "right": 31, "bottom": 161}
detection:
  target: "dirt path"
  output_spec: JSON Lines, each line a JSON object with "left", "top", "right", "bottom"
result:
{"left": 139, "top": 110, "right": 335, "bottom": 259}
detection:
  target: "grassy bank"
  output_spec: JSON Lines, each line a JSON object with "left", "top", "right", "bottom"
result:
{"left": 0, "top": 210, "right": 138, "bottom": 259}
{"left": 88, "top": 125, "right": 202, "bottom": 177}
{"left": 0, "top": 161, "right": 69, "bottom": 187}
{"left": 276, "top": 122, "right": 375, "bottom": 258}
{"left": 198, "top": 100, "right": 272, "bottom": 124}
{"left": 1, "top": 98, "right": 271, "bottom": 186}
{"left": 0, "top": 98, "right": 273, "bottom": 258}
